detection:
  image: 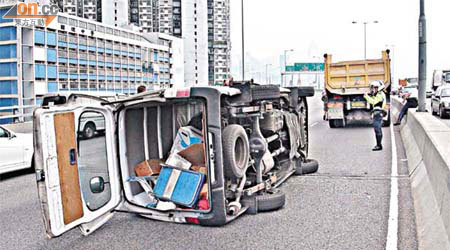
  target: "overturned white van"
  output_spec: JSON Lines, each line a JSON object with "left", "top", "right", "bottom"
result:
{"left": 33, "top": 82, "right": 318, "bottom": 238}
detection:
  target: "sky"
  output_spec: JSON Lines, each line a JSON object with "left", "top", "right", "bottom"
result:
{"left": 229, "top": 0, "right": 450, "bottom": 86}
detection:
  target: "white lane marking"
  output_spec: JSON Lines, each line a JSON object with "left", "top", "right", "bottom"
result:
{"left": 386, "top": 122, "right": 399, "bottom": 250}
{"left": 311, "top": 122, "right": 319, "bottom": 127}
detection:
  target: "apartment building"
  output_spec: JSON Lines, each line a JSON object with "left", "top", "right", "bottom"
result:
{"left": 0, "top": 5, "right": 183, "bottom": 124}
{"left": 52, "top": 0, "right": 129, "bottom": 27}
{"left": 52, "top": 0, "right": 227, "bottom": 86}
{"left": 130, "top": 0, "right": 158, "bottom": 33}
{"left": 207, "top": 0, "right": 231, "bottom": 85}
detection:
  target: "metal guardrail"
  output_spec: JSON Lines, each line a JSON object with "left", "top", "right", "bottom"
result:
{"left": 0, "top": 105, "right": 38, "bottom": 121}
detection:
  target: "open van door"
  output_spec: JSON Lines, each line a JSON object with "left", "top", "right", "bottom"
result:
{"left": 33, "top": 106, "right": 122, "bottom": 238}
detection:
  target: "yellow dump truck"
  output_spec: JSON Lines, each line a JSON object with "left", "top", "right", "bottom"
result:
{"left": 324, "top": 50, "right": 392, "bottom": 128}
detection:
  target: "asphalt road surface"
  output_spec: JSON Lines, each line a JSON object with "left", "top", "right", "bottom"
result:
{"left": 0, "top": 93, "right": 418, "bottom": 250}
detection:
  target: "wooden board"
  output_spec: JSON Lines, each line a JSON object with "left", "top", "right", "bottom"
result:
{"left": 54, "top": 112, "right": 84, "bottom": 225}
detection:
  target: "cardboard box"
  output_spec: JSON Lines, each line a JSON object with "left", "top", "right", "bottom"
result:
{"left": 190, "top": 165, "right": 208, "bottom": 175}
{"left": 135, "top": 159, "right": 163, "bottom": 177}
{"left": 178, "top": 144, "right": 205, "bottom": 166}
{"left": 200, "top": 184, "right": 208, "bottom": 199}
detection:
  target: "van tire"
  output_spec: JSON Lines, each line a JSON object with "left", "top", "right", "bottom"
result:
{"left": 295, "top": 159, "right": 319, "bottom": 175}
{"left": 242, "top": 189, "right": 286, "bottom": 215}
{"left": 83, "top": 122, "right": 96, "bottom": 139}
{"left": 222, "top": 125, "right": 250, "bottom": 179}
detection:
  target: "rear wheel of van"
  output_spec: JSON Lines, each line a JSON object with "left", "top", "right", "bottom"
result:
{"left": 83, "top": 123, "right": 96, "bottom": 139}
{"left": 242, "top": 189, "right": 286, "bottom": 215}
{"left": 297, "top": 98, "right": 308, "bottom": 156}
{"left": 222, "top": 125, "right": 250, "bottom": 180}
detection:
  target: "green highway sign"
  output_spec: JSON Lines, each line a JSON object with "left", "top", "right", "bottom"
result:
{"left": 286, "top": 63, "right": 324, "bottom": 72}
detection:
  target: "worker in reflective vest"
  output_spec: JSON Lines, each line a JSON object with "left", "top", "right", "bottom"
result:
{"left": 364, "top": 81, "right": 387, "bottom": 151}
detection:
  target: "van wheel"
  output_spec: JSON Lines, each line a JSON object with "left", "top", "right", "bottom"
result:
{"left": 222, "top": 125, "right": 250, "bottom": 179}
{"left": 242, "top": 189, "right": 286, "bottom": 215}
{"left": 83, "top": 123, "right": 96, "bottom": 139}
{"left": 297, "top": 98, "right": 308, "bottom": 156}
{"left": 295, "top": 159, "right": 319, "bottom": 175}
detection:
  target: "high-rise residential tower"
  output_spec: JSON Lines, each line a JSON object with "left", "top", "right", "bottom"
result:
{"left": 207, "top": 0, "right": 231, "bottom": 85}
{"left": 51, "top": 0, "right": 230, "bottom": 86}
{"left": 51, "top": 0, "right": 129, "bottom": 27}
{"left": 130, "top": 0, "right": 159, "bottom": 33}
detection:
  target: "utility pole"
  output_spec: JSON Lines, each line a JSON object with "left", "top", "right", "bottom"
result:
{"left": 265, "top": 64, "right": 272, "bottom": 84}
{"left": 364, "top": 22, "right": 367, "bottom": 59}
{"left": 418, "top": 0, "right": 427, "bottom": 112}
{"left": 282, "top": 49, "right": 293, "bottom": 86}
{"left": 241, "top": 0, "right": 245, "bottom": 81}
{"left": 352, "top": 21, "right": 378, "bottom": 59}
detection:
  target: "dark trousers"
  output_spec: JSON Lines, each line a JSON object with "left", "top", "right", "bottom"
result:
{"left": 373, "top": 112, "right": 383, "bottom": 146}
{"left": 398, "top": 99, "right": 418, "bottom": 123}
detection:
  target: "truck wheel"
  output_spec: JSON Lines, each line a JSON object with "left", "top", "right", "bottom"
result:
{"left": 383, "top": 110, "right": 391, "bottom": 127}
{"left": 83, "top": 122, "right": 96, "bottom": 139}
{"left": 329, "top": 120, "right": 337, "bottom": 128}
{"left": 337, "top": 119, "right": 346, "bottom": 128}
{"left": 295, "top": 159, "right": 319, "bottom": 175}
{"left": 242, "top": 189, "right": 286, "bottom": 215}
{"left": 330, "top": 119, "right": 345, "bottom": 128}
{"left": 222, "top": 125, "right": 250, "bottom": 179}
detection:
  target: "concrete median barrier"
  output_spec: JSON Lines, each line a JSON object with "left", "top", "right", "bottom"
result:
{"left": 3, "top": 122, "right": 33, "bottom": 134}
{"left": 392, "top": 97, "right": 450, "bottom": 249}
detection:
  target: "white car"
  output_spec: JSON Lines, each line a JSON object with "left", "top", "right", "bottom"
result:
{"left": 431, "top": 85, "right": 450, "bottom": 118}
{"left": 0, "top": 126, "right": 34, "bottom": 174}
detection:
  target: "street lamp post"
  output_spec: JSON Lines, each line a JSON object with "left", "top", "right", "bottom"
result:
{"left": 385, "top": 44, "right": 395, "bottom": 86}
{"left": 352, "top": 21, "right": 378, "bottom": 59}
{"left": 282, "top": 49, "right": 294, "bottom": 86}
{"left": 241, "top": 0, "right": 245, "bottom": 81}
{"left": 418, "top": 0, "right": 427, "bottom": 112}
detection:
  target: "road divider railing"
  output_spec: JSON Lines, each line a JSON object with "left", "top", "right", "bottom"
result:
{"left": 392, "top": 96, "right": 450, "bottom": 249}
{"left": 0, "top": 104, "right": 37, "bottom": 123}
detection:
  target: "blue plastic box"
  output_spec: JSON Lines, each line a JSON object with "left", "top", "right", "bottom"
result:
{"left": 154, "top": 165, "right": 205, "bottom": 208}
